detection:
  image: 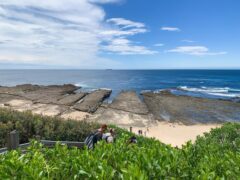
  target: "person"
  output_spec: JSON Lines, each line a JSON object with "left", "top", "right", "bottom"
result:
{"left": 84, "top": 124, "right": 108, "bottom": 149}
{"left": 102, "top": 128, "right": 115, "bottom": 143}
{"left": 127, "top": 136, "right": 137, "bottom": 144}
{"left": 129, "top": 126, "right": 133, "bottom": 133}
{"left": 138, "top": 130, "right": 143, "bottom": 135}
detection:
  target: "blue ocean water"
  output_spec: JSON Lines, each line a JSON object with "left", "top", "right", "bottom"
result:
{"left": 0, "top": 70, "right": 240, "bottom": 101}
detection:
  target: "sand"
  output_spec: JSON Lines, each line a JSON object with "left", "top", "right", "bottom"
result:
{"left": 126, "top": 122, "right": 221, "bottom": 147}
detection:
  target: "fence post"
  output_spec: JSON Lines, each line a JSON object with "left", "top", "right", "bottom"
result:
{"left": 7, "top": 130, "right": 19, "bottom": 150}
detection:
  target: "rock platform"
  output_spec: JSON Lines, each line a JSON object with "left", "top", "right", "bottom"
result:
{"left": 1, "top": 85, "right": 240, "bottom": 125}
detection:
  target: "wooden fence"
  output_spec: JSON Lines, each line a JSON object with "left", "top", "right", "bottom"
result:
{"left": 0, "top": 130, "right": 85, "bottom": 154}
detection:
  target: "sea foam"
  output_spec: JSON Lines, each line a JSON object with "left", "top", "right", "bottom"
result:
{"left": 178, "top": 86, "right": 240, "bottom": 98}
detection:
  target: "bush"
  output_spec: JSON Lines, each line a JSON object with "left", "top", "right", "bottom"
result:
{"left": 0, "top": 108, "right": 240, "bottom": 179}
{"left": 182, "top": 123, "right": 240, "bottom": 178}
{"left": 0, "top": 108, "right": 99, "bottom": 148}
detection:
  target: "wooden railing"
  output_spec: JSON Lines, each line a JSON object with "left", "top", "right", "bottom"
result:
{"left": 0, "top": 130, "right": 85, "bottom": 154}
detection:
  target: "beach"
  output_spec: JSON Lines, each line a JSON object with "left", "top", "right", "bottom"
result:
{"left": 0, "top": 84, "right": 237, "bottom": 147}
{"left": 128, "top": 122, "right": 220, "bottom": 147}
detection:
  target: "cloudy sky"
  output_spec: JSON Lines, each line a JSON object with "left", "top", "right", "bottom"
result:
{"left": 0, "top": 0, "right": 239, "bottom": 69}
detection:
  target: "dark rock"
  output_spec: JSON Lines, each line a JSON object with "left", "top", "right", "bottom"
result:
{"left": 57, "top": 93, "right": 87, "bottom": 106}
{"left": 142, "top": 91, "right": 240, "bottom": 124}
{"left": 15, "top": 84, "right": 41, "bottom": 92}
{"left": 0, "top": 84, "right": 80, "bottom": 104}
{"left": 109, "top": 91, "right": 148, "bottom": 115}
{"left": 0, "top": 84, "right": 78, "bottom": 97}
{"left": 22, "top": 84, "right": 79, "bottom": 103}
{"left": 73, "top": 89, "right": 111, "bottom": 113}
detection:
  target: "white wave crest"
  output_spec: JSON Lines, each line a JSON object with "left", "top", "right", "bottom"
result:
{"left": 74, "top": 83, "right": 89, "bottom": 88}
{"left": 179, "top": 86, "right": 229, "bottom": 93}
{"left": 178, "top": 86, "right": 240, "bottom": 98}
{"left": 207, "top": 92, "right": 240, "bottom": 98}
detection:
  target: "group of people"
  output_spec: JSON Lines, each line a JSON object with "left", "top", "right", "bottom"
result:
{"left": 84, "top": 124, "right": 138, "bottom": 149}
{"left": 84, "top": 124, "right": 115, "bottom": 149}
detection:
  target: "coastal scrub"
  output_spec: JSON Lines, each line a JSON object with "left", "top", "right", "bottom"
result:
{"left": 0, "top": 110, "right": 239, "bottom": 179}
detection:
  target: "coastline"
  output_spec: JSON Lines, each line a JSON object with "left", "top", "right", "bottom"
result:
{"left": 0, "top": 84, "right": 238, "bottom": 146}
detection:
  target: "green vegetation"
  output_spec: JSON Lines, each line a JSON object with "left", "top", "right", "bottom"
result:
{"left": 0, "top": 108, "right": 99, "bottom": 148}
{"left": 0, "top": 108, "right": 240, "bottom": 179}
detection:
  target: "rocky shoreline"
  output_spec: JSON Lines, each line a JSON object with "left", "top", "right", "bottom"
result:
{"left": 0, "top": 84, "right": 240, "bottom": 126}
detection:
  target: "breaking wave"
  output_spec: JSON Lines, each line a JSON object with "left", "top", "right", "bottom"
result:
{"left": 74, "top": 83, "right": 90, "bottom": 88}
{"left": 178, "top": 86, "right": 240, "bottom": 98}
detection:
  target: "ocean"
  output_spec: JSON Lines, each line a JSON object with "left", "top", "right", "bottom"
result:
{"left": 0, "top": 70, "right": 240, "bottom": 101}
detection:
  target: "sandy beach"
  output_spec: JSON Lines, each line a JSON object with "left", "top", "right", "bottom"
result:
{"left": 127, "top": 122, "right": 221, "bottom": 147}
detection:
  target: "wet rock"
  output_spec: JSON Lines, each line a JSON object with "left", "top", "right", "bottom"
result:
{"left": 109, "top": 91, "right": 149, "bottom": 115}
{"left": 73, "top": 89, "right": 111, "bottom": 113}
{"left": 142, "top": 91, "right": 240, "bottom": 124}
{"left": 57, "top": 93, "right": 87, "bottom": 106}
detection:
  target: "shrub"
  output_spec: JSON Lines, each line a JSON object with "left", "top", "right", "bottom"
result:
{"left": 0, "top": 108, "right": 240, "bottom": 179}
{"left": 0, "top": 108, "right": 99, "bottom": 148}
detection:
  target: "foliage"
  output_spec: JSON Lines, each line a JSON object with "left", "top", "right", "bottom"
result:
{"left": 182, "top": 123, "right": 240, "bottom": 178}
{"left": 0, "top": 121, "right": 240, "bottom": 179}
{"left": 0, "top": 108, "right": 240, "bottom": 179}
{"left": 0, "top": 108, "right": 99, "bottom": 148}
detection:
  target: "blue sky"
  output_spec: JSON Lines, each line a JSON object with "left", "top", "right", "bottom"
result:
{"left": 0, "top": 0, "right": 239, "bottom": 69}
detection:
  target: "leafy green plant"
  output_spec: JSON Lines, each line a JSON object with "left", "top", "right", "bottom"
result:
{"left": 0, "top": 108, "right": 240, "bottom": 179}
{"left": 0, "top": 108, "right": 99, "bottom": 148}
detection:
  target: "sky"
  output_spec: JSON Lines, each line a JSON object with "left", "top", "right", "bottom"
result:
{"left": 0, "top": 0, "right": 239, "bottom": 69}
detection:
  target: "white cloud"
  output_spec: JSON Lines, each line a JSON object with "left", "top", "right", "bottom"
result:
{"left": 161, "top": 26, "right": 180, "bottom": 32}
{"left": 102, "top": 38, "right": 157, "bottom": 55}
{"left": 167, "top": 46, "right": 227, "bottom": 56}
{"left": 0, "top": 0, "right": 154, "bottom": 68}
{"left": 107, "top": 18, "right": 145, "bottom": 28}
{"left": 99, "top": 28, "right": 147, "bottom": 37}
{"left": 100, "top": 17, "right": 157, "bottom": 55}
{"left": 154, "top": 43, "right": 164, "bottom": 47}
{"left": 89, "top": 0, "right": 122, "bottom": 4}
{"left": 0, "top": 54, "right": 48, "bottom": 64}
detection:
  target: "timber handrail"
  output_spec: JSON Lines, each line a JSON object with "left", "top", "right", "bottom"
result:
{"left": 0, "top": 130, "right": 85, "bottom": 154}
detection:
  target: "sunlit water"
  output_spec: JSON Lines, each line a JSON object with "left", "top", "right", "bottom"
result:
{"left": 0, "top": 70, "right": 240, "bottom": 101}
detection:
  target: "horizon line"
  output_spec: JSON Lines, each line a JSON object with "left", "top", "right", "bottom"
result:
{"left": 0, "top": 68, "right": 240, "bottom": 70}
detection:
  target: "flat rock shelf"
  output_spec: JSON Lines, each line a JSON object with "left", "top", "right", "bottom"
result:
{"left": 0, "top": 84, "right": 240, "bottom": 126}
